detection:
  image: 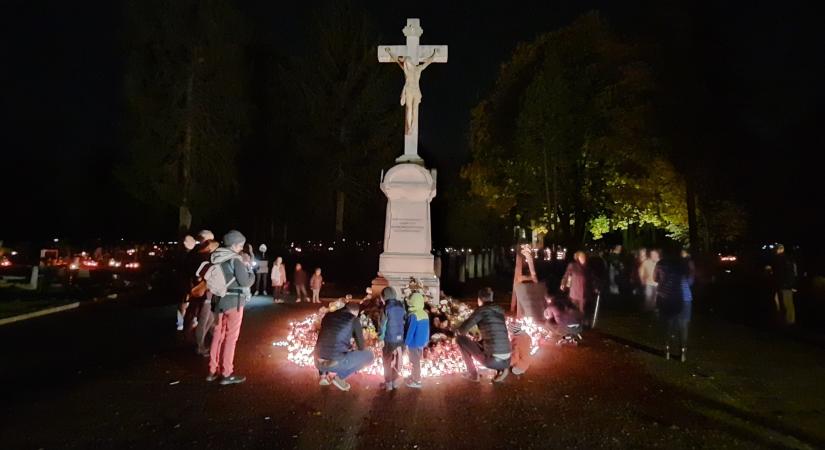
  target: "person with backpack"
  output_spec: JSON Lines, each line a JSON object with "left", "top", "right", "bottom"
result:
{"left": 206, "top": 230, "right": 255, "bottom": 385}
{"left": 378, "top": 287, "right": 406, "bottom": 391}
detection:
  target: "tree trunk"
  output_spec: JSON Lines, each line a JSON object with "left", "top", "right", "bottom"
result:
{"left": 335, "top": 191, "right": 345, "bottom": 238}
{"left": 686, "top": 176, "right": 699, "bottom": 255}
{"left": 179, "top": 47, "right": 198, "bottom": 232}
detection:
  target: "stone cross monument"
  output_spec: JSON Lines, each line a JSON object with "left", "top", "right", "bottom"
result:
{"left": 373, "top": 19, "right": 447, "bottom": 300}
{"left": 378, "top": 18, "right": 448, "bottom": 163}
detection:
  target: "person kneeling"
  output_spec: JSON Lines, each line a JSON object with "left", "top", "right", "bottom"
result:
{"left": 456, "top": 288, "right": 512, "bottom": 383}
{"left": 314, "top": 302, "right": 373, "bottom": 391}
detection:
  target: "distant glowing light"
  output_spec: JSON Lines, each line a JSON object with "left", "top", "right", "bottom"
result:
{"left": 53, "top": 238, "right": 59, "bottom": 243}
{"left": 720, "top": 255, "right": 737, "bottom": 262}
{"left": 10, "top": 251, "right": 18, "bottom": 256}
{"left": 125, "top": 262, "right": 140, "bottom": 269}
{"left": 148, "top": 251, "right": 156, "bottom": 256}
{"left": 328, "top": 247, "right": 334, "bottom": 251}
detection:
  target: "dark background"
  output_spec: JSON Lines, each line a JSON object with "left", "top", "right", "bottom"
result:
{"left": 2, "top": 0, "right": 823, "bottom": 247}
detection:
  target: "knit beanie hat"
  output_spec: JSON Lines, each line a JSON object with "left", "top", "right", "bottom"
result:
{"left": 223, "top": 230, "right": 246, "bottom": 247}
{"left": 382, "top": 286, "right": 398, "bottom": 301}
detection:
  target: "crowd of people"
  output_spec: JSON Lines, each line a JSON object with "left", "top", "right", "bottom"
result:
{"left": 173, "top": 229, "right": 799, "bottom": 389}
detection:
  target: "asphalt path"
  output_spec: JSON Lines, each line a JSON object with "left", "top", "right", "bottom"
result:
{"left": 1, "top": 294, "right": 822, "bottom": 449}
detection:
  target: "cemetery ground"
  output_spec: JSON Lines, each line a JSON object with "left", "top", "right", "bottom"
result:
{"left": 1, "top": 293, "right": 824, "bottom": 450}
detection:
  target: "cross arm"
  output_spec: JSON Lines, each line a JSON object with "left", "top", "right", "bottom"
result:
{"left": 418, "top": 45, "right": 448, "bottom": 63}
{"left": 377, "top": 45, "right": 408, "bottom": 62}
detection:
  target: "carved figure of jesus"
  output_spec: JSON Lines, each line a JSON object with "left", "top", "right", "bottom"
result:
{"left": 385, "top": 47, "right": 438, "bottom": 135}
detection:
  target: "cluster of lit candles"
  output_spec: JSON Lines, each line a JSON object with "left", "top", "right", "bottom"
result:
{"left": 280, "top": 307, "right": 551, "bottom": 378}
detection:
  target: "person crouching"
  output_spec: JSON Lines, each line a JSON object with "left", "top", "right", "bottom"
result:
{"left": 314, "top": 302, "right": 373, "bottom": 391}
{"left": 457, "top": 287, "right": 512, "bottom": 383}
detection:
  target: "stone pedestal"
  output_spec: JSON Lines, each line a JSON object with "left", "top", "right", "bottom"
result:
{"left": 376, "top": 163, "right": 439, "bottom": 300}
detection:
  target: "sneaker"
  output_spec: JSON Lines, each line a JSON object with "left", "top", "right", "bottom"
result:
{"left": 384, "top": 382, "right": 395, "bottom": 392}
{"left": 461, "top": 372, "right": 480, "bottom": 382}
{"left": 316, "top": 359, "right": 339, "bottom": 370}
{"left": 197, "top": 348, "right": 210, "bottom": 357}
{"left": 176, "top": 324, "right": 184, "bottom": 331}
{"left": 512, "top": 366, "right": 525, "bottom": 376}
{"left": 263, "top": 291, "right": 269, "bottom": 296}
{"left": 493, "top": 368, "right": 510, "bottom": 383}
{"left": 296, "top": 299, "right": 301, "bottom": 303}
{"left": 206, "top": 372, "right": 219, "bottom": 382}
{"left": 319, "top": 375, "right": 330, "bottom": 386}
{"left": 219, "top": 374, "right": 246, "bottom": 385}
{"left": 406, "top": 379, "right": 423, "bottom": 389}
{"left": 331, "top": 376, "right": 351, "bottom": 391}
{"left": 274, "top": 299, "right": 284, "bottom": 304}
{"left": 253, "top": 291, "right": 259, "bottom": 296}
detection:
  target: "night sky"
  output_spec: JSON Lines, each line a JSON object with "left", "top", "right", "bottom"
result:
{"left": 2, "top": 0, "right": 823, "bottom": 246}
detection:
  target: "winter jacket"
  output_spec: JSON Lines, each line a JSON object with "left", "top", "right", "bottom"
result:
{"left": 458, "top": 304, "right": 511, "bottom": 357}
{"left": 270, "top": 263, "right": 286, "bottom": 286}
{"left": 380, "top": 299, "right": 406, "bottom": 345}
{"left": 314, "top": 309, "right": 365, "bottom": 360}
{"left": 654, "top": 258, "right": 686, "bottom": 317}
{"left": 773, "top": 254, "right": 797, "bottom": 290}
{"left": 562, "top": 261, "right": 587, "bottom": 302}
{"left": 310, "top": 273, "right": 323, "bottom": 290}
{"left": 294, "top": 268, "right": 308, "bottom": 287}
{"left": 404, "top": 294, "right": 429, "bottom": 349}
{"left": 210, "top": 247, "right": 255, "bottom": 312}
{"left": 184, "top": 241, "right": 214, "bottom": 300}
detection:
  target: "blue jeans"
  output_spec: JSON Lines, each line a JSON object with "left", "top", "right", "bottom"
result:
{"left": 318, "top": 350, "right": 373, "bottom": 379}
{"left": 457, "top": 335, "right": 510, "bottom": 377}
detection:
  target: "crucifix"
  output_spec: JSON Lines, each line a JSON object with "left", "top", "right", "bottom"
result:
{"left": 378, "top": 18, "right": 448, "bottom": 163}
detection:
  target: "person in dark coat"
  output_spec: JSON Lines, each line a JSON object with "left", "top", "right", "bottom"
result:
{"left": 457, "top": 287, "right": 512, "bottom": 383}
{"left": 314, "top": 302, "right": 373, "bottom": 391}
{"left": 654, "top": 248, "right": 691, "bottom": 362}
{"left": 772, "top": 244, "right": 798, "bottom": 325}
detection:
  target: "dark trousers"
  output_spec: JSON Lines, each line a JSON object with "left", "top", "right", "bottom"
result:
{"left": 255, "top": 272, "right": 268, "bottom": 293}
{"left": 408, "top": 347, "right": 423, "bottom": 382}
{"left": 295, "top": 285, "right": 308, "bottom": 301}
{"left": 457, "top": 335, "right": 510, "bottom": 376}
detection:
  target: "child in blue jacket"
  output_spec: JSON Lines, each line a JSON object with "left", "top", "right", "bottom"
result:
{"left": 405, "top": 293, "right": 430, "bottom": 388}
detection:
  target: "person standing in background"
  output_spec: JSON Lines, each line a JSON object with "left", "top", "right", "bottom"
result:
{"left": 270, "top": 256, "right": 287, "bottom": 303}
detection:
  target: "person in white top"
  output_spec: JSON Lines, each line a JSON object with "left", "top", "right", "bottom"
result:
{"left": 270, "top": 257, "right": 287, "bottom": 303}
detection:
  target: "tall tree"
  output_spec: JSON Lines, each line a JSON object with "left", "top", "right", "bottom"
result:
{"left": 119, "top": 0, "right": 250, "bottom": 233}
{"left": 281, "top": 2, "right": 401, "bottom": 240}
{"left": 464, "top": 13, "right": 688, "bottom": 246}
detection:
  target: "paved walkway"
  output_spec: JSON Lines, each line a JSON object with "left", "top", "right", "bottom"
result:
{"left": 1, "top": 295, "right": 823, "bottom": 449}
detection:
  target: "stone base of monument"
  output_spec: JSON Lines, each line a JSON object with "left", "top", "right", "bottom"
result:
{"left": 374, "top": 162, "right": 441, "bottom": 301}
{"left": 371, "top": 273, "right": 440, "bottom": 302}
{"left": 376, "top": 252, "right": 440, "bottom": 300}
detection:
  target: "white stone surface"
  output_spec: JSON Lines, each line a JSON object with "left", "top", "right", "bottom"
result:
{"left": 377, "top": 163, "right": 439, "bottom": 298}
{"left": 378, "top": 18, "right": 447, "bottom": 162}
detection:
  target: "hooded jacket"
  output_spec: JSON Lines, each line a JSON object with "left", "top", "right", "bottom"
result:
{"left": 458, "top": 303, "right": 511, "bottom": 357}
{"left": 380, "top": 298, "right": 406, "bottom": 345}
{"left": 210, "top": 247, "right": 255, "bottom": 312}
{"left": 404, "top": 293, "right": 430, "bottom": 349}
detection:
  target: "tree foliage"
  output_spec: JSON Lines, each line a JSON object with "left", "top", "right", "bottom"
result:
{"left": 464, "top": 13, "right": 690, "bottom": 245}
{"left": 279, "top": 2, "right": 401, "bottom": 239}
{"left": 119, "top": 0, "right": 250, "bottom": 230}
